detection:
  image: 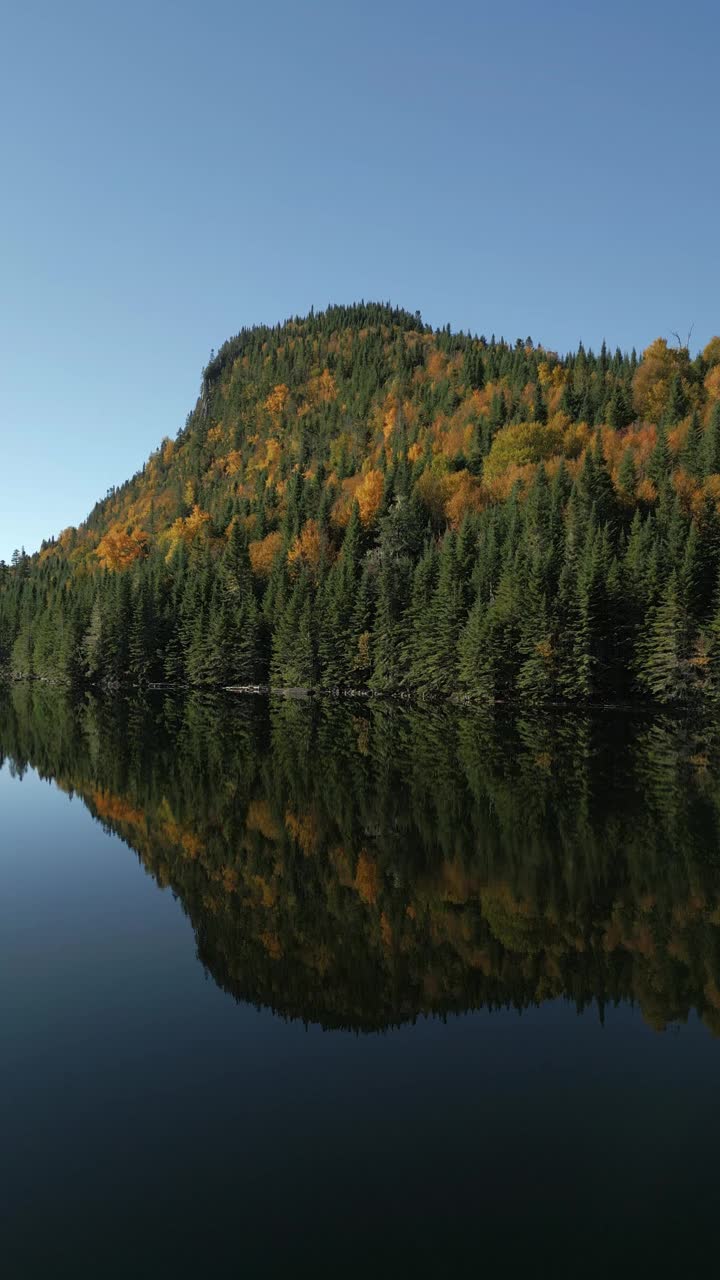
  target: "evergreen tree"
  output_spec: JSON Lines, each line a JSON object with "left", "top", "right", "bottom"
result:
{"left": 635, "top": 574, "right": 696, "bottom": 704}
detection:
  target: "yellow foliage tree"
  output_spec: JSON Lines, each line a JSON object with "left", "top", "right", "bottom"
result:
{"left": 307, "top": 368, "right": 337, "bottom": 406}
{"left": 285, "top": 810, "right": 318, "bottom": 856}
{"left": 483, "top": 417, "right": 569, "bottom": 482}
{"left": 445, "top": 471, "right": 484, "bottom": 527}
{"left": 288, "top": 518, "right": 326, "bottom": 577}
{"left": 702, "top": 337, "right": 720, "bottom": 368}
{"left": 96, "top": 525, "right": 149, "bottom": 571}
{"left": 355, "top": 850, "right": 379, "bottom": 904}
{"left": 166, "top": 505, "right": 210, "bottom": 557}
{"left": 249, "top": 529, "right": 283, "bottom": 578}
{"left": 355, "top": 469, "right": 384, "bottom": 525}
{"left": 223, "top": 450, "right": 244, "bottom": 476}
{"left": 265, "top": 384, "right": 289, "bottom": 417}
{"left": 705, "top": 366, "right": 720, "bottom": 404}
{"left": 632, "top": 338, "right": 692, "bottom": 421}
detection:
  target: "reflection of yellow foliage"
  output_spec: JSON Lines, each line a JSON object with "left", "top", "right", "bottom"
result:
{"left": 246, "top": 798, "right": 282, "bottom": 841}
{"left": 161, "top": 814, "right": 203, "bottom": 861}
{"left": 329, "top": 844, "right": 354, "bottom": 888}
{"left": 434, "top": 856, "right": 479, "bottom": 905}
{"left": 251, "top": 875, "right": 277, "bottom": 908}
{"left": 220, "top": 866, "right": 238, "bottom": 893}
{"left": 285, "top": 810, "right": 318, "bottom": 856}
{"left": 355, "top": 850, "right": 379, "bottom": 904}
{"left": 180, "top": 831, "right": 203, "bottom": 860}
{"left": 260, "top": 930, "right": 283, "bottom": 960}
{"left": 92, "top": 789, "right": 146, "bottom": 829}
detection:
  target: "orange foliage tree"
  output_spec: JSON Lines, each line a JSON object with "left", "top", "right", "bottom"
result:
{"left": 355, "top": 469, "right": 384, "bottom": 525}
{"left": 96, "top": 525, "right": 149, "bottom": 571}
{"left": 288, "top": 519, "right": 326, "bottom": 577}
{"left": 165, "top": 505, "right": 211, "bottom": 558}
{"left": 265, "top": 384, "right": 289, "bottom": 417}
{"left": 632, "top": 339, "right": 693, "bottom": 421}
{"left": 249, "top": 529, "right": 284, "bottom": 578}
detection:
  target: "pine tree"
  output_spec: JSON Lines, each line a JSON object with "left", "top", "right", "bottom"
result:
{"left": 617, "top": 447, "right": 638, "bottom": 505}
{"left": 635, "top": 574, "right": 696, "bottom": 704}
{"left": 702, "top": 403, "right": 720, "bottom": 476}
{"left": 647, "top": 424, "right": 672, "bottom": 492}
{"left": 663, "top": 373, "right": 688, "bottom": 426}
{"left": 271, "top": 572, "right": 316, "bottom": 688}
{"left": 458, "top": 567, "right": 519, "bottom": 703}
{"left": 682, "top": 411, "right": 703, "bottom": 480}
{"left": 413, "top": 534, "right": 463, "bottom": 697}
{"left": 81, "top": 599, "right": 104, "bottom": 683}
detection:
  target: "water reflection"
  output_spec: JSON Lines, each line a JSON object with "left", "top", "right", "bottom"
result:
{"left": 3, "top": 684, "right": 720, "bottom": 1034}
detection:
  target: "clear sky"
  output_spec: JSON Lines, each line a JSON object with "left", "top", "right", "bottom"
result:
{"left": 1, "top": 0, "right": 718, "bottom": 562}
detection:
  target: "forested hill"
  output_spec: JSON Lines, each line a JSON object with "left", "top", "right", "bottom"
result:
{"left": 3, "top": 301, "right": 720, "bottom": 705}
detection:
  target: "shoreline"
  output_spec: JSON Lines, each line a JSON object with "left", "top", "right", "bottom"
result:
{"left": 0, "top": 672, "right": 710, "bottom": 715}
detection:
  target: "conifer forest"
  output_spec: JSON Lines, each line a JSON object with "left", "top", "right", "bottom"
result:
{"left": 4, "top": 302, "right": 720, "bottom": 706}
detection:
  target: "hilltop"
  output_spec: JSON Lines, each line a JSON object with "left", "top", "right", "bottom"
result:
{"left": 2, "top": 302, "right": 720, "bottom": 705}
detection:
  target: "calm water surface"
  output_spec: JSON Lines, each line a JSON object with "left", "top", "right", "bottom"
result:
{"left": 2, "top": 687, "right": 720, "bottom": 1277}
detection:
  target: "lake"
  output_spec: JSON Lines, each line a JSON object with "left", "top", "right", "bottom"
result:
{"left": 2, "top": 685, "right": 720, "bottom": 1277}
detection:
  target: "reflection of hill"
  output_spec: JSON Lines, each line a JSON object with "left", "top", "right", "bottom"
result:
{"left": 3, "top": 685, "right": 720, "bottom": 1034}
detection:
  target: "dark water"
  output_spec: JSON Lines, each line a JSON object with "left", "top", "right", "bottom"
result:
{"left": 2, "top": 686, "right": 720, "bottom": 1278}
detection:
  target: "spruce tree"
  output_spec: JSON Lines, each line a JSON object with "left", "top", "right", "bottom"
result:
{"left": 635, "top": 574, "right": 696, "bottom": 704}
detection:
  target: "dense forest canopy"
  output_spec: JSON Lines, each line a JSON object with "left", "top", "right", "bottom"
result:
{"left": 3, "top": 302, "right": 720, "bottom": 703}
{"left": 3, "top": 686, "right": 720, "bottom": 1034}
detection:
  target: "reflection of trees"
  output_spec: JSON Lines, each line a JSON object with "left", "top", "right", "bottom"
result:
{"left": 3, "top": 684, "right": 720, "bottom": 1034}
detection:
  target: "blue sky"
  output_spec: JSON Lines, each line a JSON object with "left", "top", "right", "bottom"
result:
{"left": 1, "top": 0, "right": 718, "bottom": 561}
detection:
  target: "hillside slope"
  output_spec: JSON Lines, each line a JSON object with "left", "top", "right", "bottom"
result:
{"left": 2, "top": 302, "right": 720, "bottom": 704}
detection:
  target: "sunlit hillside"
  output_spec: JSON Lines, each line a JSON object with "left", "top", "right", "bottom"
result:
{"left": 2, "top": 303, "right": 720, "bottom": 704}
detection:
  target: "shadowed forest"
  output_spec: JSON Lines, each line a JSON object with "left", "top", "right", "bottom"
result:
{"left": 4, "top": 685, "right": 720, "bottom": 1034}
